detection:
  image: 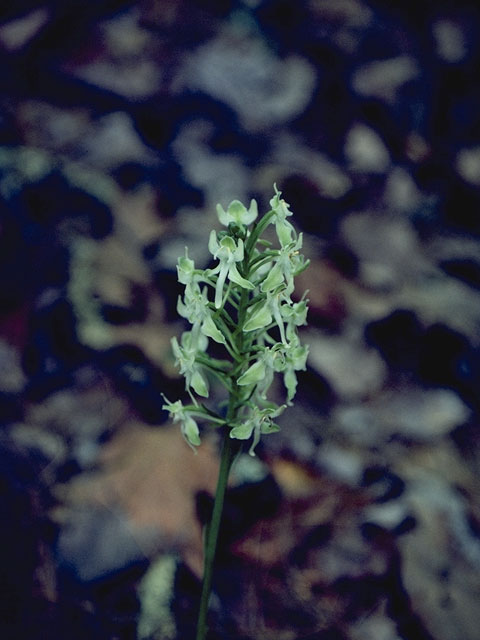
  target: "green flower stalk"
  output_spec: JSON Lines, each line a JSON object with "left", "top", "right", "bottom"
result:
{"left": 162, "top": 186, "right": 309, "bottom": 639}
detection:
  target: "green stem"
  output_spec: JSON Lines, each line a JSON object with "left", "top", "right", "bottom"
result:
{"left": 195, "top": 429, "right": 237, "bottom": 640}
{"left": 195, "top": 240, "right": 253, "bottom": 640}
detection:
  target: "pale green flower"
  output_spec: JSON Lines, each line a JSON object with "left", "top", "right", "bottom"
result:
{"left": 230, "top": 404, "right": 286, "bottom": 455}
{"left": 269, "top": 184, "right": 296, "bottom": 247}
{"left": 242, "top": 299, "right": 272, "bottom": 333}
{"left": 177, "top": 284, "right": 226, "bottom": 345}
{"left": 260, "top": 234, "right": 307, "bottom": 293}
{"left": 283, "top": 298, "right": 309, "bottom": 340}
{"left": 282, "top": 338, "right": 309, "bottom": 403}
{"left": 260, "top": 261, "right": 284, "bottom": 293}
{"left": 171, "top": 332, "right": 209, "bottom": 398}
{"left": 162, "top": 398, "right": 201, "bottom": 448}
{"left": 244, "top": 284, "right": 295, "bottom": 345}
{"left": 201, "top": 314, "right": 226, "bottom": 344}
{"left": 237, "top": 345, "right": 284, "bottom": 399}
{"left": 207, "top": 232, "right": 254, "bottom": 308}
{"left": 263, "top": 278, "right": 308, "bottom": 347}
{"left": 176, "top": 248, "right": 196, "bottom": 285}
{"left": 237, "top": 358, "right": 266, "bottom": 386}
{"left": 266, "top": 287, "right": 291, "bottom": 345}
{"left": 216, "top": 199, "right": 258, "bottom": 226}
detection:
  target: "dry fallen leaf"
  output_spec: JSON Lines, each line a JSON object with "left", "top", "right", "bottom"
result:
{"left": 64, "top": 422, "right": 220, "bottom": 575}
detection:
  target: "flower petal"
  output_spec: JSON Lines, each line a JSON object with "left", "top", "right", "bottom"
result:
{"left": 261, "top": 262, "right": 284, "bottom": 292}
{"left": 216, "top": 203, "right": 230, "bottom": 226}
{"left": 228, "top": 263, "right": 254, "bottom": 290}
{"left": 191, "top": 369, "right": 209, "bottom": 398}
{"left": 244, "top": 199, "right": 258, "bottom": 225}
{"left": 232, "top": 237, "right": 244, "bottom": 262}
{"left": 216, "top": 199, "right": 258, "bottom": 226}
{"left": 275, "top": 220, "right": 294, "bottom": 247}
{"left": 208, "top": 230, "right": 219, "bottom": 256}
{"left": 230, "top": 421, "right": 254, "bottom": 440}
{"left": 214, "top": 263, "right": 229, "bottom": 309}
{"left": 237, "top": 359, "right": 266, "bottom": 386}
{"left": 176, "top": 295, "right": 189, "bottom": 319}
{"left": 182, "top": 414, "right": 201, "bottom": 447}
{"left": 177, "top": 249, "right": 195, "bottom": 285}
{"left": 260, "top": 420, "right": 280, "bottom": 435}
{"left": 284, "top": 368, "right": 298, "bottom": 403}
{"left": 227, "top": 200, "right": 248, "bottom": 224}
{"left": 201, "top": 315, "right": 226, "bottom": 344}
{"left": 243, "top": 302, "right": 272, "bottom": 332}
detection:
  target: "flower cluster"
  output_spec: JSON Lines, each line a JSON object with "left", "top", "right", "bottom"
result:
{"left": 163, "top": 186, "right": 309, "bottom": 455}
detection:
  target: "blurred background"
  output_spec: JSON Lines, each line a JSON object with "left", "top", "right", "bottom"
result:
{"left": 1, "top": 0, "right": 480, "bottom": 638}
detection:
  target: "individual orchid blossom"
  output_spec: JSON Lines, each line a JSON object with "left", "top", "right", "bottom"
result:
{"left": 177, "top": 283, "right": 226, "bottom": 345}
{"left": 161, "top": 397, "right": 201, "bottom": 448}
{"left": 243, "top": 282, "right": 295, "bottom": 345}
{"left": 269, "top": 183, "right": 297, "bottom": 247}
{"left": 237, "top": 345, "right": 285, "bottom": 399}
{"left": 171, "top": 332, "right": 209, "bottom": 398}
{"left": 242, "top": 300, "right": 272, "bottom": 334}
{"left": 216, "top": 198, "right": 258, "bottom": 226}
{"left": 283, "top": 297, "right": 309, "bottom": 341}
{"left": 282, "top": 335, "right": 309, "bottom": 403}
{"left": 260, "top": 233, "right": 308, "bottom": 293}
{"left": 207, "top": 231, "right": 254, "bottom": 308}
{"left": 176, "top": 248, "right": 197, "bottom": 285}
{"left": 230, "top": 403, "right": 286, "bottom": 456}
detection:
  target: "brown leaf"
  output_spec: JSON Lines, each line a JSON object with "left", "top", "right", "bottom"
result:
{"left": 66, "top": 423, "right": 219, "bottom": 575}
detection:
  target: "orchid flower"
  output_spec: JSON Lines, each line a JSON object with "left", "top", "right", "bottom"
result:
{"left": 216, "top": 199, "right": 258, "bottom": 226}
{"left": 207, "top": 232, "right": 254, "bottom": 308}
{"left": 171, "top": 331, "right": 209, "bottom": 398}
{"left": 230, "top": 403, "right": 286, "bottom": 456}
{"left": 161, "top": 397, "right": 201, "bottom": 448}
{"left": 282, "top": 335, "right": 309, "bottom": 403}
{"left": 176, "top": 248, "right": 197, "bottom": 286}
{"left": 237, "top": 345, "right": 284, "bottom": 399}
{"left": 269, "top": 184, "right": 296, "bottom": 247}
{"left": 177, "top": 283, "right": 225, "bottom": 345}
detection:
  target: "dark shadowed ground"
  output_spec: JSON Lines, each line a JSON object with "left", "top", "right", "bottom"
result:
{"left": 1, "top": 1, "right": 480, "bottom": 638}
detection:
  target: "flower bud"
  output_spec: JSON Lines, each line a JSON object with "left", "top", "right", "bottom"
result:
{"left": 177, "top": 249, "right": 196, "bottom": 285}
